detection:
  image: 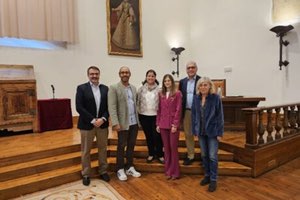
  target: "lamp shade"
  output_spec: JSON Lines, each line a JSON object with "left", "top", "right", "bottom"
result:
{"left": 171, "top": 47, "right": 185, "bottom": 55}
{"left": 270, "top": 25, "right": 294, "bottom": 37}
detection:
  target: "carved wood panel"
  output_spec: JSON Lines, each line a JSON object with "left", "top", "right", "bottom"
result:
{"left": 0, "top": 65, "right": 37, "bottom": 132}
{"left": 2, "top": 82, "right": 36, "bottom": 121}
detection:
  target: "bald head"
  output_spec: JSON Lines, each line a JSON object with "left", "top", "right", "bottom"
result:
{"left": 119, "top": 66, "right": 131, "bottom": 85}
{"left": 119, "top": 66, "right": 130, "bottom": 74}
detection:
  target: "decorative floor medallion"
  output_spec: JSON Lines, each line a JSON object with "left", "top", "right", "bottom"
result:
{"left": 14, "top": 179, "right": 124, "bottom": 200}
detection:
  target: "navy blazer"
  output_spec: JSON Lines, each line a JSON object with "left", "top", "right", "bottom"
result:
{"left": 191, "top": 93, "right": 224, "bottom": 137}
{"left": 76, "top": 82, "right": 109, "bottom": 130}
{"left": 178, "top": 75, "right": 201, "bottom": 119}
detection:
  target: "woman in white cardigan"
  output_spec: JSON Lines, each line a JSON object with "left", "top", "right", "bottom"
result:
{"left": 137, "top": 69, "right": 164, "bottom": 164}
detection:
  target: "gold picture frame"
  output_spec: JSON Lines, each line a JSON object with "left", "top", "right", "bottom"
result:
{"left": 212, "top": 79, "right": 226, "bottom": 96}
{"left": 106, "top": 0, "right": 143, "bottom": 57}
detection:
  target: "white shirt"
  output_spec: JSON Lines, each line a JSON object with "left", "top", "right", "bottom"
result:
{"left": 90, "top": 82, "right": 101, "bottom": 118}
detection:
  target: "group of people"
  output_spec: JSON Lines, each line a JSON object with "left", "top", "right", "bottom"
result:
{"left": 75, "top": 61, "right": 224, "bottom": 192}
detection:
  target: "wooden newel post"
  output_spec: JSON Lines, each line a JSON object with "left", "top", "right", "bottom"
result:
{"left": 243, "top": 108, "right": 259, "bottom": 149}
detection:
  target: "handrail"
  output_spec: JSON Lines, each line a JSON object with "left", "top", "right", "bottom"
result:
{"left": 243, "top": 102, "right": 300, "bottom": 112}
{"left": 242, "top": 102, "right": 300, "bottom": 149}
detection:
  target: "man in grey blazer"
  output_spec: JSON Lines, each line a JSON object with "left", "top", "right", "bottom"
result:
{"left": 108, "top": 66, "right": 141, "bottom": 181}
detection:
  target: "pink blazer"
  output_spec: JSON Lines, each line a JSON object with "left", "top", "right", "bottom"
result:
{"left": 156, "top": 91, "right": 182, "bottom": 129}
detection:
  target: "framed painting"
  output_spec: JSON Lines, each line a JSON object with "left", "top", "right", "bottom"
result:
{"left": 106, "top": 0, "right": 143, "bottom": 57}
{"left": 212, "top": 79, "right": 226, "bottom": 97}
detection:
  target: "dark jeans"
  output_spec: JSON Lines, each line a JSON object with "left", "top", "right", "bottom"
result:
{"left": 116, "top": 124, "right": 138, "bottom": 170}
{"left": 139, "top": 114, "right": 163, "bottom": 158}
{"left": 199, "top": 135, "right": 219, "bottom": 181}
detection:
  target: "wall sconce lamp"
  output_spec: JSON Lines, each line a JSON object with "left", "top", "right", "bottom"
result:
{"left": 171, "top": 47, "right": 185, "bottom": 77}
{"left": 270, "top": 25, "right": 294, "bottom": 70}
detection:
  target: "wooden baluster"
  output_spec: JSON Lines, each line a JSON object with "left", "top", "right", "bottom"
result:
{"left": 257, "top": 110, "right": 265, "bottom": 144}
{"left": 297, "top": 105, "right": 300, "bottom": 129}
{"left": 283, "top": 107, "right": 289, "bottom": 137}
{"left": 266, "top": 109, "right": 274, "bottom": 142}
{"left": 289, "top": 105, "right": 296, "bottom": 134}
{"left": 275, "top": 108, "right": 282, "bottom": 140}
{"left": 244, "top": 108, "right": 259, "bottom": 149}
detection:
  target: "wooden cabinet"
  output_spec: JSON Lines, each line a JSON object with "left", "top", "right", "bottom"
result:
{"left": 222, "top": 97, "right": 266, "bottom": 131}
{"left": 0, "top": 65, "right": 38, "bottom": 132}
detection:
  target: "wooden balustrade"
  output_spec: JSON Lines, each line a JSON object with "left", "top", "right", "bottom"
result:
{"left": 243, "top": 103, "right": 300, "bottom": 149}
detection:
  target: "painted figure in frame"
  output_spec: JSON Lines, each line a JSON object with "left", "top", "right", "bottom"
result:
{"left": 111, "top": 0, "right": 139, "bottom": 50}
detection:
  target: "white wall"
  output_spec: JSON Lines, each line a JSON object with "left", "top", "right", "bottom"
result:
{"left": 0, "top": 0, "right": 299, "bottom": 116}
{"left": 190, "top": 0, "right": 300, "bottom": 105}
{"left": 0, "top": 0, "right": 191, "bottom": 116}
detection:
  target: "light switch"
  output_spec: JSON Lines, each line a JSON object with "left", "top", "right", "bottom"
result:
{"left": 224, "top": 66, "right": 232, "bottom": 73}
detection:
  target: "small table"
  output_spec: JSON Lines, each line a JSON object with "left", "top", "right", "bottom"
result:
{"left": 222, "top": 97, "right": 265, "bottom": 131}
{"left": 38, "top": 98, "right": 73, "bottom": 132}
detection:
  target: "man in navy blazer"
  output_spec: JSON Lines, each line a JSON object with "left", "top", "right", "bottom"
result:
{"left": 178, "top": 61, "right": 201, "bottom": 165}
{"left": 76, "top": 66, "right": 110, "bottom": 185}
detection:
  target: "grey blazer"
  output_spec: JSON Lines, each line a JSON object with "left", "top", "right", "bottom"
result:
{"left": 108, "top": 82, "right": 139, "bottom": 130}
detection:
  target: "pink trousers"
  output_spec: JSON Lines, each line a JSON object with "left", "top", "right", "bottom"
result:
{"left": 160, "top": 128, "right": 180, "bottom": 178}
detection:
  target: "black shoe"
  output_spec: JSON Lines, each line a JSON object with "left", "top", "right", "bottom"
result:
{"left": 200, "top": 176, "right": 210, "bottom": 186}
{"left": 100, "top": 173, "right": 110, "bottom": 182}
{"left": 82, "top": 176, "right": 90, "bottom": 186}
{"left": 146, "top": 156, "right": 155, "bottom": 163}
{"left": 183, "top": 157, "right": 195, "bottom": 165}
{"left": 158, "top": 157, "right": 165, "bottom": 164}
{"left": 208, "top": 181, "right": 217, "bottom": 192}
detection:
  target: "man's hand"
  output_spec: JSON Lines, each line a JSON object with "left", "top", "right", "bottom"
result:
{"left": 112, "top": 124, "right": 121, "bottom": 132}
{"left": 171, "top": 126, "right": 177, "bottom": 133}
{"left": 156, "top": 126, "right": 160, "bottom": 133}
{"left": 94, "top": 118, "right": 104, "bottom": 127}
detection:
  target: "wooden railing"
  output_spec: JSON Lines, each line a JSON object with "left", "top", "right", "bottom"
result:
{"left": 243, "top": 103, "right": 300, "bottom": 149}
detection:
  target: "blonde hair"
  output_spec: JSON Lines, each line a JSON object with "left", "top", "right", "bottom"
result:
{"left": 196, "top": 77, "right": 216, "bottom": 95}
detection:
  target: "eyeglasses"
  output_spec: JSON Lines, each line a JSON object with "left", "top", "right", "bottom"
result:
{"left": 89, "top": 73, "right": 99, "bottom": 76}
{"left": 187, "top": 66, "right": 196, "bottom": 70}
{"left": 119, "top": 71, "right": 130, "bottom": 74}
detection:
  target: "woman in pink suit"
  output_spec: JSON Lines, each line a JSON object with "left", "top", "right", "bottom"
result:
{"left": 156, "top": 74, "right": 182, "bottom": 180}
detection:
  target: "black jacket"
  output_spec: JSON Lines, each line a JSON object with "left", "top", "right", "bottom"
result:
{"left": 76, "top": 82, "right": 109, "bottom": 130}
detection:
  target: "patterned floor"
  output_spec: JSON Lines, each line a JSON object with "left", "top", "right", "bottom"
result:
{"left": 13, "top": 179, "right": 124, "bottom": 200}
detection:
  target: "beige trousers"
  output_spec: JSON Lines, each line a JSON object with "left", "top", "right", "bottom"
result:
{"left": 183, "top": 110, "right": 195, "bottom": 159}
{"left": 80, "top": 127, "right": 108, "bottom": 176}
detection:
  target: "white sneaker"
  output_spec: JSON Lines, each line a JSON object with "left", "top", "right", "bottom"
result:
{"left": 117, "top": 169, "right": 127, "bottom": 181}
{"left": 126, "top": 166, "right": 141, "bottom": 178}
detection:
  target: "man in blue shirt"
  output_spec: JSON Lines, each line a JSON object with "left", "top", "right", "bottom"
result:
{"left": 178, "top": 61, "right": 201, "bottom": 165}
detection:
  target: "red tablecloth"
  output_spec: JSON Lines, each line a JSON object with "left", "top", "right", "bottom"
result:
{"left": 38, "top": 98, "right": 73, "bottom": 132}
